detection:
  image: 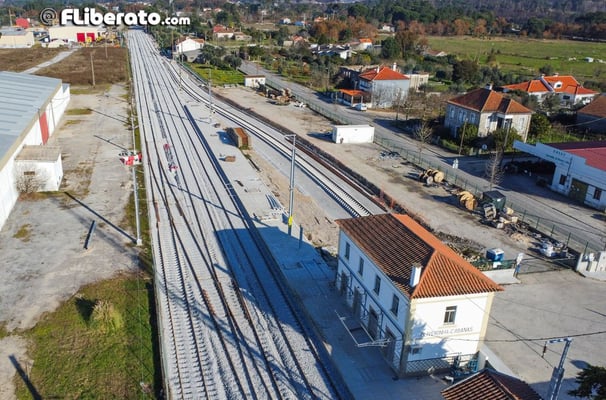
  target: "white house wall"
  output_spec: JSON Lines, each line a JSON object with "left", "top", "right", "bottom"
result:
{"left": 336, "top": 230, "right": 410, "bottom": 371}
{"left": 408, "top": 294, "right": 492, "bottom": 361}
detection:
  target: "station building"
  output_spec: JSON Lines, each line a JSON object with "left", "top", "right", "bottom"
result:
{"left": 334, "top": 214, "right": 503, "bottom": 377}
{"left": 514, "top": 140, "right": 606, "bottom": 210}
{"left": 0, "top": 71, "right": 70, "bottom": 230}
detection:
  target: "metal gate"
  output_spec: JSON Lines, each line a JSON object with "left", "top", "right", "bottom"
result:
{"left": 570, "top": 178, "right": 588, "bottom": 203}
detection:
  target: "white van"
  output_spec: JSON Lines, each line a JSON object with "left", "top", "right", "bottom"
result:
{"left": 354, "top": 103, "right": 367, "bottom": 111}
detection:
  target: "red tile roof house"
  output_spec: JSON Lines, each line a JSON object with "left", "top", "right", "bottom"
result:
{"left": 357, "top": 64, "right": 410, "bottom": 109}
{"left": 503, "top": 74, "right": 598, "bottom": 108}
{"left": 441, "top": 368, "right": 543, "bottom": 400}
{"left": 445, "top": 88, "right": 533, "bottom": 142}
{"left": 335, "top": 214, "right": 503, "bottom": 377}
{"left": 577, "top": 95, "right": 606, "bottom": 134}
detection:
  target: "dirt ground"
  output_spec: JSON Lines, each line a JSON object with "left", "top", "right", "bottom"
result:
{"left": 35, "top": 47, "right": 129, "bottom": 86}
{"left": 0, "top": 84, "right": 138, "bottom": 399}
{"left": 0, "top": 48, "right": 63, "bottom": 72}
{"left": 215, "top": 86, "right": 536, "bottom": 261}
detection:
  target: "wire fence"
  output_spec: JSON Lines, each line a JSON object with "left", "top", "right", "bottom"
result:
{"left": 375, "top": 136, "right": 605, "bottom": 256}
{"left": 258, "top": 78, "right": 606, "bottom": 256}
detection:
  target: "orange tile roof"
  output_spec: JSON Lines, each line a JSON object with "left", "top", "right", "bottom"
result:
{"left": 359, "top": 66, "right": 409, "bottom": 81}
{"left": 578, "top": 95, "right": 606, "bottom": 118}
{"left": 448, "top": 88, "right": 532, "bottom": 115}
{"left": 336, "top": 214, "right": 503, "bottom": 299}
{"left": 339, "top": 89, "right": 365, "bottom": 96}
{"left": 359, "top": 38, "right": 372, "bottom": 43}
{"left": 503, "top": 80, "right": 550, "bottom": 93}
{"left": 442, "top": 369, "right": 542, "bottom": 400}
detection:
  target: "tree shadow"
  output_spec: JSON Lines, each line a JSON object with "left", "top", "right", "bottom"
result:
{"left": 75, "top": 297, "right": 97, "bottom": 324}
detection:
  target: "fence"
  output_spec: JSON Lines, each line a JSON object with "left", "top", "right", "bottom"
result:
{"left": 374, "top": 136, "right": 605, "bottom": 256}
{"left": 241, "top": 76, "right": 606, "bottom": 257}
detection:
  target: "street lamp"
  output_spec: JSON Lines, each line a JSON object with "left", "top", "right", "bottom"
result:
{"left": 285, "top": 134, "right": 297, "bottom": 236}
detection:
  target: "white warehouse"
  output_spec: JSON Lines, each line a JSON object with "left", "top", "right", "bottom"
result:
{"left": 335, "top": 214, "right": 503, "bottom": 376}
{"left": 0, "top": 72, "right": 70, "bottom": 230}
{"left": 514, "top": 140, "right": 606, "bottom": 210}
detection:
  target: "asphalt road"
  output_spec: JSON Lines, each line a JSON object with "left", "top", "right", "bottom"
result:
{"left": 239, "top": 61, "right": 606, "bottom": 255}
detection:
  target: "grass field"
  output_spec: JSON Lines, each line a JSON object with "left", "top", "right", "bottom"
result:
{"left": 427, "top": 36, "right": 606, "bottom": 82}
{"left": 14, "top": 274, "right": 158, "bottom": 399}
{"left": 34, "top": 47, "right": 129, "bottom": 86}
{"left": 0, "top": 47, "right": 63, "bottom": 72}
{"left": 187, "top": 63, "right": 245, "bottom": 85}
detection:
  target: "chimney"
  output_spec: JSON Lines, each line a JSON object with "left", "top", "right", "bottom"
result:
{"left": 410, "top": 263, "right": 423, "bottom": 288}
{"left": 392, "top": 62, "right": 397, "bottom": 71}
{"left": 376, "top": 65, "right": 380, "bottom": 73}
{"left": 485, "top": 83, "right": 493, "bottom": 90}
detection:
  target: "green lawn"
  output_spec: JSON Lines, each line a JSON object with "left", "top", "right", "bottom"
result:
{"left": 15, "top": 274, "right": 159, "bottom": 399}
{"left": 187, "top": 64, "right": 245, "bottom": 86}
{"left": 427, "top": 36, "right": 606, "bottom": 81}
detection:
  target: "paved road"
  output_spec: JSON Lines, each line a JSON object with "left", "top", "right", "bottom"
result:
{"left": 239, "top": 61, "right": 606, "bottom": 255}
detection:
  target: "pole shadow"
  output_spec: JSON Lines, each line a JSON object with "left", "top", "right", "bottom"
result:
{"left": 9, "top": 354, "right": 42, "bottom": 400}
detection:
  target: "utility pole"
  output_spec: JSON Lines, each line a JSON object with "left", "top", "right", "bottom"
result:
{"left": 543, "top": 337, "right": 573, "bottom": 400}
{"left": 286, "top": 134, "right": 297, "bottom": 236}
{"left": 90, "top": 52, "right": 95, "bottom": 87}
{"left": 458, "top": 121, "right": 467, "bottom": 155}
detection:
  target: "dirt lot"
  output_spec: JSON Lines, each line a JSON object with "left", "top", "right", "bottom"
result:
{"left": 215, "top": 86, "right": 537, "bottom": 262}
{"left": 35, "top": 47, "right": 129, "bottom": 86}
{"left": 0, "top": 84, "right": 138, "bottom": 399}
{"left": 0, "top": 48, "right": 63, "bottom": 72}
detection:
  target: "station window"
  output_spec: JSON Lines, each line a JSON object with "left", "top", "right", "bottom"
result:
{"left": 344, "top": 242, "right": 350, "bottom": 260}
{"left": 559, "top": 174, "right": 566, "bottom": 185}
{"left": 390, "top": 295, "right": 399, "bottom": 315}
{"left": 594, "top": 188, "right": 602, "bottom": 200}
{"left": 444, "top": 306, "right": 457, "bottom": 325}
{"left": 373, "top": 275, "right": 381, "bottom": 295}
{"left": 358, "top": 258, "right": 364, "bottom": 276}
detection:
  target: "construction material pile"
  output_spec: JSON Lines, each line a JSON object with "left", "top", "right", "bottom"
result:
{"left": 418, "top": 168, "right": 444, "bottom": 185}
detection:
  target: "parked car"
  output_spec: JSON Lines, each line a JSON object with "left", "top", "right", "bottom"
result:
{"left": 354, "top": 103, "right": 367, "bottom": 111}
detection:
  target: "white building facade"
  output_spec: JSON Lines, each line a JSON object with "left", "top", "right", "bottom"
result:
{"left": 514, "top": 140, "right": 606, "bottom": 210}
{"left": 0, "top": 72, "right": 70, "bottom": 230}
{"left": 335, "top": 214, "right": 502, "bottom": 376}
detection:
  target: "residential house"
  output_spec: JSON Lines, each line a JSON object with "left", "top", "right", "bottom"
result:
{"left": 212, "top": 25, "right": 235, "bottom": 40}
{"left": 351, "top": 38, "right": 373, "bottom": 51}
{"left": 358, "top": 64, "right": 410, "bottom": 108}
{"left": 441, "top": 369, "right": 543, "bottom": 400}
{"left": 577, "top": 94, "right": 606, "bottom": 134}
{"left": 314, "top": 44, "right": 351, "bottom": 60}
{"left": 175, "top": 37, "right": 204, "bottom": 54}
{"left": 502, "top": 74, "right": 598, "bottom": 107}
{"left": 408, "top": 72, "right": 430, "bottom": 91}
{"left": 379, "top": 24, "right": 395, "bottom": 33}
{"left": 445, "top": 88, "right": 533, "bottom": 142}
{"left": 335, "top": 214, "right": 503, "bottom": 377}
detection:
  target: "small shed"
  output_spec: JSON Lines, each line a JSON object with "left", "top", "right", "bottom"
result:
{"left": 244, "top": 75, "right": 266, "bottom": 88}
{"left": 14, "top": 145, "right": 63, "bottom": 191}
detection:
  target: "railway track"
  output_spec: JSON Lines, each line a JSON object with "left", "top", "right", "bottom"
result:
{"left": 128, "top": 30, "right": 350, "bottom": 399}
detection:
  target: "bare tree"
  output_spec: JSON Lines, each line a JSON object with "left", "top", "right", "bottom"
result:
{"left": 485, "top": 151, "right": 504, "bottom": 190}
{"left": 414, "top": 119, "right": 433, "bottom": 155}
{"left": 14, "top": 165, "right": 46, "bottom": 194}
